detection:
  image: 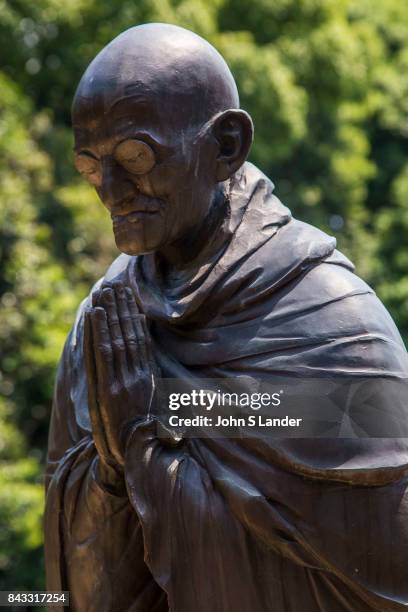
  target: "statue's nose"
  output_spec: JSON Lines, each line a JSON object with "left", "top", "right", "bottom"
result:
{"left": 99, "top": 158, "right": 136, "bottom": 210}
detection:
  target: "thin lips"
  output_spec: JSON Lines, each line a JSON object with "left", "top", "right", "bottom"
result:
{"left": 111, "top": 204, "right": 160, "bottom": 218}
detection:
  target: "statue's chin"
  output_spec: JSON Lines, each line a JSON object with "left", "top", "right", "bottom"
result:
{"left": 114, "top": 233, "right": 156, "bottom": 256}
{"left": 112, "top": 216, "right": 166, "bottom": 256}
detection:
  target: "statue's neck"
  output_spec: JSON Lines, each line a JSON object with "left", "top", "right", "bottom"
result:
{"left": 156, "top": 185, "right": 231, "bottom": 277}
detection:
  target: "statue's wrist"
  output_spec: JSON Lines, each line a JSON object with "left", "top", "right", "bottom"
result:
{"left": 94, "top": 456, "right": 127, "bottom": 496}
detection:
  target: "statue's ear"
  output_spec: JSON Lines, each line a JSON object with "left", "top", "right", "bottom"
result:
{"left": 211, "top": 109, "right": 254, "bottom": 182}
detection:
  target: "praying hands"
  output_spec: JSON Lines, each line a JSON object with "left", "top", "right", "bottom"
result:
{"left": 84, "top": 280, "right": 158, "bottom": 472}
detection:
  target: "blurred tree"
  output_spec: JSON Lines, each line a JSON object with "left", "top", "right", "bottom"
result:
{"left": 0, "top": 0, "right": 407, "bottom": 591}
{"left": 0, "top": 398, "right": 43, "bottom": 589}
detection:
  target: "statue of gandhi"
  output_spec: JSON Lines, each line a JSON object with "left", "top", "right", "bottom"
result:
{"left": 45, "top": 23, "right": 408, "bottom": 612}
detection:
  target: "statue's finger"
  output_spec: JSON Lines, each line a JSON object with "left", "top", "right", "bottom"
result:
{"left": 91, "top": 288, "right": 101, "bottom": 307}
{"left": 90, "top": 307, "right": 123, "bottom": 465}
{"left": 124, "top": 288, "right": 159, "bottom": 377}
{"left": 135, "top": 315, "right": 149, "bottom": 370}
{"left": 140, "top": 315, "right": 160, "bottom": 378}
{"left": 100, "top": 287, "right": 122, "bottom": 338}
{"left": 100, "top": 287, "right": 128, "bottom": 374}
{"left": 91, "top": 307, "right": 115, "bottom": 384}
{"left": 84, "top": 309, "right": 97, "bottom": 401}
{"left": 125, "top": 287, "right": 147, "bottom": 366}
{"left": 84, "top": 309, "right": 111, "bottom": 461}
{"left": 113, "top": 282, "right": 140, "bottom": 370}
{"left": 136, "top": 317, "right": 159, "bottom": 383}
{"left": 124, "top": 287, "right": 140, "bottom": 314}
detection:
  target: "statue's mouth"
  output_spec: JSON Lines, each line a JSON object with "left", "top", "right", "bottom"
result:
{"left": 111, "top": 194, "right": 164, "bottom": 225}
{"left": 112, "top": 209, "right": 160, "bottom": 224}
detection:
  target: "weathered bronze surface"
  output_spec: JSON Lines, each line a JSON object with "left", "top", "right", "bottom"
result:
{"left": 45, "top": 23, "right": 408, "bottom": 611}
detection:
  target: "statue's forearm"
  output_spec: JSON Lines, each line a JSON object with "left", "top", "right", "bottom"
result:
{"left": 47, "top": 438, "right": 158, "bottom": 612}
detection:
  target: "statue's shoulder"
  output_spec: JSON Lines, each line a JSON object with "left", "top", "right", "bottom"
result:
{"left": 301, "top": 256, "right": 407, "bottom": 356}
{"left": 103, "top": 253, "right": 133, "bottom": 282}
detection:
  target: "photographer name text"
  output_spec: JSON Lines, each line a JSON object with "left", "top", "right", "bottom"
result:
{"left": 167, "top": 414, "right": 303, "bottom": 428}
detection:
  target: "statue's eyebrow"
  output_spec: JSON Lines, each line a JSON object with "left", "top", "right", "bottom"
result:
{"left": 122, "top": 132, "right": 172, "bottom": 153}
{"left": 108, "top": 92, "right": 150, "bottom": 114}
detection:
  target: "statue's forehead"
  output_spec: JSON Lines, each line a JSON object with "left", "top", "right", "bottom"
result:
{"left": 73, "top": 78, "right": 163, "bottom": 126}
{"left": 72, "top": 76, "right": 200, "bottom": 138}
{"left": 79, "top": 45, "right": 170, "bottom": 97}
{"left": 72, "top": 48, "right": 217, "bottom": 134}
{"left": 72, "top": 88, "right": 196, "bottom": 151}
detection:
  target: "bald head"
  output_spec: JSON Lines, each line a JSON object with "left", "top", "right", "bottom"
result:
{"left": 71, "top": 24, "right": 253, "bottom": 257}
{"left": 73, "top": 23, "right": 239, "bottom": 127}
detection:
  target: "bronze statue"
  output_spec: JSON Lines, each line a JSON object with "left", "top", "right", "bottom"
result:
{"left": 45, "top": 23, "right": 408, "bottom": 611}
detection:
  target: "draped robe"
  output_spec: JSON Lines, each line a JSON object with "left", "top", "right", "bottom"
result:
{"left": 45, "top": 163, "right": 408, "bottom": 611}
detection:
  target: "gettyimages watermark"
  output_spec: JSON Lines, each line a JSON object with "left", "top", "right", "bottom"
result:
{"left": 166, "top": 387, "right": 302, "bottom": 428}
{"left": 151, "top": 375, "right": 408, "bottom": 439}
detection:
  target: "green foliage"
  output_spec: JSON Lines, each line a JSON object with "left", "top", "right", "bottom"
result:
{"left": 0, "top": 0, "right": 407, "bottom": 592}
{"left": 0, "top": 398, "right": 44, "bottom": 589}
